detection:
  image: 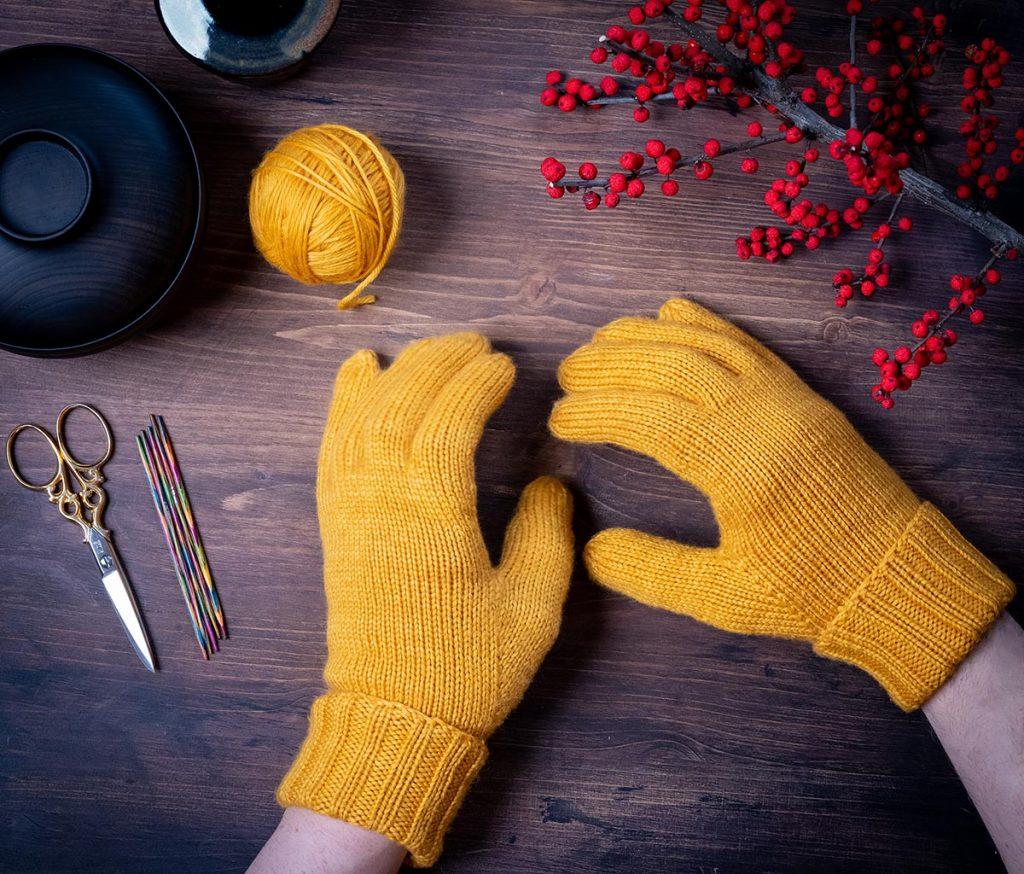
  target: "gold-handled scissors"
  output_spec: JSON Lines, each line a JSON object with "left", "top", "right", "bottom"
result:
{"left": 6, "top": 404, "right": 156, "bottom": 672}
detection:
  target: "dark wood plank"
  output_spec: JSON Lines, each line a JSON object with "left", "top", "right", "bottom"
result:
{"left": 1, "top": 0, "right": 1021, "bottom": 871}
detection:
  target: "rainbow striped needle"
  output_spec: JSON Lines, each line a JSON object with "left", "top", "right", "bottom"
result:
{"left": 151, "top": 416, "right": 225, "bottom": 636}
{"left": 142, "top": 429, "right": 221, "bottom": 648}
{"left": 137, "top": 434, "right": 211, "bottom": 657}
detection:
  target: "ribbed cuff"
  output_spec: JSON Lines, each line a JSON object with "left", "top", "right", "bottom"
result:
{"left": 815, "top": 502, "right": 1014, "bottom": 712}
{"left": 277, "top": 691, "right": 488, "bottom": 866}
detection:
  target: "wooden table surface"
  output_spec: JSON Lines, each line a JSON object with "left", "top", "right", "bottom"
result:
{"left": 2, "top": 1, "right": 1022, "bottom": 871}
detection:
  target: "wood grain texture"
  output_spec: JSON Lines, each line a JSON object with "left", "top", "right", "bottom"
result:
{"left": 1, "top": 0, "right": 1021, "bottom": 871}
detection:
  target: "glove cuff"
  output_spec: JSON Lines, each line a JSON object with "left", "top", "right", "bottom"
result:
{"left": 815, "top": 502, "right": 1014, "bottom": 712}
{"left": 277, "top": 691, "right": 488, "bottom": 867}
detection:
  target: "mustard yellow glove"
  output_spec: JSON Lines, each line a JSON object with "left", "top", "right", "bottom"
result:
{"left": 279, "top": 333, "right": 573, "bottom": 866}
{"left": 550, "top": 299, "right": 1013, "bottom": 712}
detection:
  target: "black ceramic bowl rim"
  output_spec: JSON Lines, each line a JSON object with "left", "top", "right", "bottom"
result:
{"left": 0, "top": 43, "right": 205, "bottom": 358}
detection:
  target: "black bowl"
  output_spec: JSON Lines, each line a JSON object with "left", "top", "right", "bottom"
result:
{"left": 155, "top": 0, "right": 341, "bottom": 80}
{"left": 0, "top": 43, "right": 204, "bottom": 357}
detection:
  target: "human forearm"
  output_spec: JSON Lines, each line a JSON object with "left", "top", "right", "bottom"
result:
{"left": 923, "top": 613, "right": 1024, "bottom": 873}
{"left": 247, "top": 807, "right": 406, "bottom": 874}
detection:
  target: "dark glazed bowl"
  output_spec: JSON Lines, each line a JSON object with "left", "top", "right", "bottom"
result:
{"left": 155, "top": 0, "right": 341, "bottom": 79}
{"left": 0, "top": 43, "right": 204, "bottom": 358}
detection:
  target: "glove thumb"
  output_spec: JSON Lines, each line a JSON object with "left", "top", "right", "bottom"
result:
{"left": 497, "top": 476, "right": 575, "bottom": 659}
{"left": 585, "top": 528, "right": 810, "bottom": 639}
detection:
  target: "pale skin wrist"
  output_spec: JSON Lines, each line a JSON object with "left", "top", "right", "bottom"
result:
{"left": 247, "top": 807, "right": 406, "bottom": 874}
{"left": 923, "top": 612, "right": 1024, "bottom": 874}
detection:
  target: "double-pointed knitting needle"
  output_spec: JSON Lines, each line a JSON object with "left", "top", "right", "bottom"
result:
{"left": 150, "top": 416, "right": 226, "bottom": 637}
{"left": 142, "top": 429, "right": 222, "bottom": 648}
{"left": 137, "top": 434, "right": 211, "bottom": 658}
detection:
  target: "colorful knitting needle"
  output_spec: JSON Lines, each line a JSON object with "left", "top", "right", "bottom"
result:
{"left": 143, "top": 429, "right": 222, "bottom": 647}
{"left": 137, "top": 434, "right": 211, "bottom": 658}
{"left": 149, "top": 416, "right": 225, "bottom": 636}
{"left": 140, "top": 431, "right": 218, "bottom": 652}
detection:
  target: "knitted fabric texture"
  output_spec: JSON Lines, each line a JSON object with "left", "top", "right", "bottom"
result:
{"left": 278, "top": 333, "right": 574, "bottom": 866}
{"left": 549, "top": 298, "right": 1014, "bottom": 711}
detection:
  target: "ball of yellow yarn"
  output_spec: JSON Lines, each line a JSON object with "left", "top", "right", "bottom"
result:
{"left": 249, "top": 124, "right": 405, "bottom": 310}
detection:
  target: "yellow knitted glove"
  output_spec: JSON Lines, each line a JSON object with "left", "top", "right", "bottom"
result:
{"left": 278, "top": 333, "right": 574, "bottom": 866}
{"left": 550, "top": 299, "right": 1013, "bottom": 712}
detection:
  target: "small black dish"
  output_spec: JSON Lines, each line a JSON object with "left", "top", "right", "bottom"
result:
{"left": 0, "top": 129, "right": 93, "bottom": 243}
{"left": 155, "top": 0, "right": 341, "bottom": 79}
{"left": 0, "top": 43, "right": 204, "bottom": 358}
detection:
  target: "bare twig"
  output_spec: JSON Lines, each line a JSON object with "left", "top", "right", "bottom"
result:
{"left": 848, "top": 14, "right": 858, "bottom": 130}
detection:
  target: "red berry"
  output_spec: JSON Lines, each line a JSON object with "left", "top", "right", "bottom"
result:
{"left": 894, "top": 346, "right": 911, "bottom": 364}
{"left": 985, "top": 268, "right": 1001, "bottom": 285}
{"left": 646, "top": 139, "right": 666, "bottom": 158}
{"left": 747, "top": 121, "right": 763, "bottom": 137}
{"left": 591, "top": 47, "right": 609, "bottom": 64}
{"left": 557, "top": 94, "right": 577, "bottom": 112}
{"left": 541, "top": 158, "right": 566, "bottom": 182}
{"left": 904, "top": 363, "right": 921, "bottom": 380}
{"left": 969, "top": 309, "right": 985, "bottom": 324}
{"left": 633, "top": 107, "right": 650, "bottom": 123}
{"left": 897, "top": 216, "right": 913, "bottom": 232}
{"left": 620, "top": 152, "right": 644, "bottom": 172}
{"left": 626, "top": 178, "right": 646, "bottom": 198}
{"left": 661, "top": 179, "right": 680, "bottom": 196}
{"left": 546, "top": 70, "right": 563, "bottom": 86}
{"left": 540, "top": 87, "right": 559, "bottom": 106}
{"left": 703, "top": 139, "right": 721, "bottom": 158}
{"left": 694, "top": 160, "right": 713, "bottom": 180}
{"left": 741, "top": 157, "right": 759, "bottom": 174}
{"left": 872, "top": 348, "right": 889, "bottom": 366}
{"left": 911, "top": 320, "right": 928, "bottom": 338}
{"left": 609, "top": 172, "right": 628, "bottom": 193}
{"left": 604, "top": 192, "right": 620, "bottom": 208}
{"left": 547, "top": 184, "right": 565, "bottom": 199}
{"left": 583, "top": 191, "right": 601, "bottom": 210}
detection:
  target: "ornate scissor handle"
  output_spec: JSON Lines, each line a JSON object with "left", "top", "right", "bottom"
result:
{"left": 6, "top": 404, "right": 113, "bottom": 540}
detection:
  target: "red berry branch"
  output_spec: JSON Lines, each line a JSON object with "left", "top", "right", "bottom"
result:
{"left": 538, "top": 0, "right": 1024, "bottom": 408}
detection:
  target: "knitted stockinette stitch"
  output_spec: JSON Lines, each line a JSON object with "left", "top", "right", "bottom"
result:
{"left": 279, "top": 334, "right": 574, "bottom": 866}
{"left": 550, "top": 299, "right": 1013, "bottom": 711}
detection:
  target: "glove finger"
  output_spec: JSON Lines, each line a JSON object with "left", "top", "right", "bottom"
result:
{"left": 497, "top": 476, "right": 574, "bottom": 661}
{"left": 412, "top": 351, "right": 515, "bottom": 508}
{"left": 558, "top": 340, "right": 736, "bottom": 408}
{"left": 549, "top": 390, "right": 704, "bottom": 483}
{"left": 659, "top": 298, "right": 777, "bottom": 363}
{"left": 586, "top": 528, "right": 810, "bottom": 638}
{"left": 319, "top": 349, "right": 380, "bottom": 476}
{"left": 363, "top": 333, "right": 491, "bottom": 461}
{"left": 594, "top": 317, "right": 760, "bottom": 375}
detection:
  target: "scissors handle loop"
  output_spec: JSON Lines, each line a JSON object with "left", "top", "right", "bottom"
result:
{"left": 56, "top": 403, "right": 113, "bottom": 469}
{"left": 5, "top": 423, "right": 61, "bottom": 490}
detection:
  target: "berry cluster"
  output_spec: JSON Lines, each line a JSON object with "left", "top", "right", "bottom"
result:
{"left": 956, "top": 39, "right": 1019, "bottom": 201}
{"left": 861, "top": 8, "right": 944, "bottom": 146}
{"left": 708, "top": 0, "right": 802, "bottom": 77}
{"left": 829, "top": 128, "right": 909, "bottom": 196}
{"left": 870, "top": 248, "right": 1017, "bottom": 408}
{"left": 809, "top": 62, "right": 875, "bottom": 120}
{"left": 832, "top": 206, "right": 912, "bottom": 306}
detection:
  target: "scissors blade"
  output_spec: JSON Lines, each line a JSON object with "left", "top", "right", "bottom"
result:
{"left": 86, "top": 528, "right": 157, "bottom": 672}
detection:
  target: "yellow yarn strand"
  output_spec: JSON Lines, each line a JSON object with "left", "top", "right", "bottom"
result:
{"left": 249, "top": 124, "right": 405, "bottom": 310}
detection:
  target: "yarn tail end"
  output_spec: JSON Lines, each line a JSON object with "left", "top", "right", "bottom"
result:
{"left": 337, "top": 293, "right": 377, "bottom": 310}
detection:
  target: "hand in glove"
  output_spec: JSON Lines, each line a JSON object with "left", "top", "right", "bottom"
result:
{"left": 550, "top": 299, "right": 1013, "bottom": 711}
{"left": 279, "top": 333, "right": 574, "bottom": 865}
